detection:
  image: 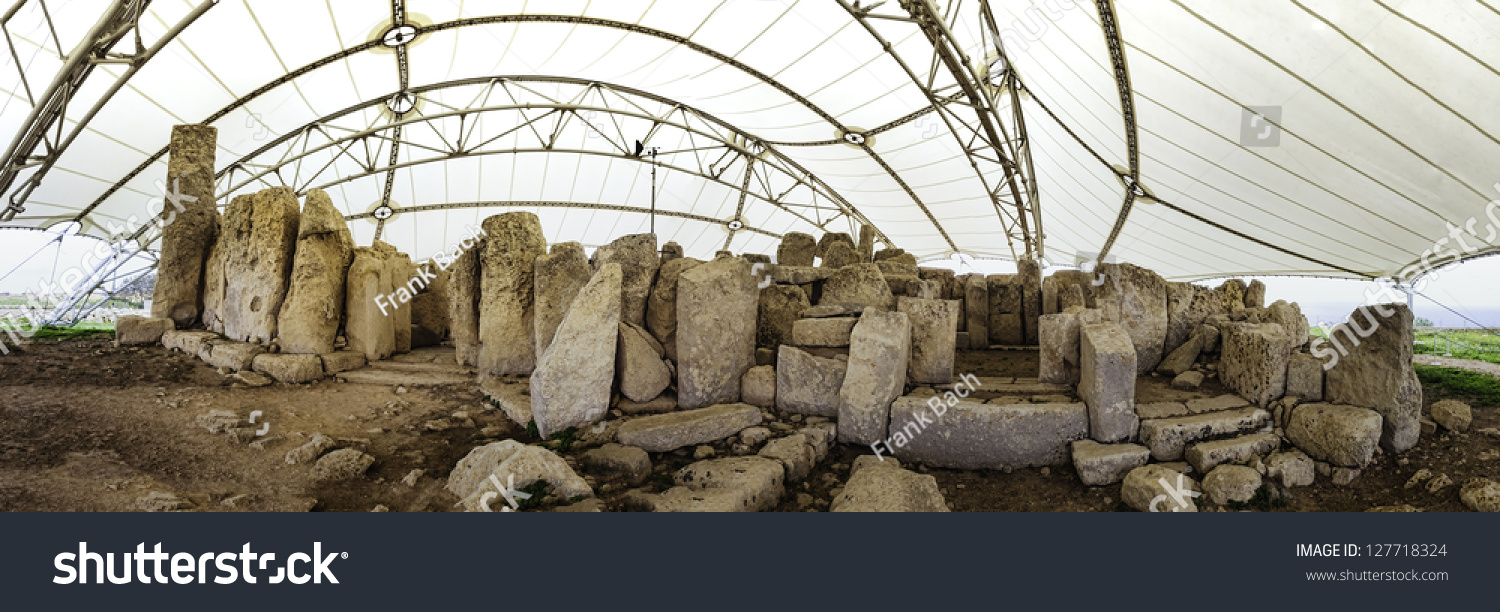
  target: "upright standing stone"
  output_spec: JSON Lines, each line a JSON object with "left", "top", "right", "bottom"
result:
{"left": 593, "top": 233, "right": 659, "bottom": 328}
{"left": 381, "top": 247, "right": 413, "bottom": 354}
{"left": 1220, "top": 323, "right": 1292, "bottom": 408}
{"left": 661, "top": 242, "right": 684, "bottom": 262}
{"left": 1094, "top": 263, "right": 1169, "bottom": 373}
{"left": 1042, "top": 276, "right": 1060, "bottom": 315}
{"left": 277, "top": 189, "right": 353, "bottom": 355}
{"left": 534, "top": 242, "right": 591, "bottom": 357}
{"left": 1079, "top": 323, "right": 1138, "bottom": 443}
{"left": 1038, "top": 312, "right": 1080, "bottom": 384}
{"left": 820, "top": 241, "right": 857, "bottom": 269}
{"left": 838, "top": 308, "right": 911, "bottom": 445}
{"left": 153, "top": 125, "right": 219, "bottom": 329}
{"left": 448, "top": 242, "right": 484, "bottom": 366}
{"left": 676, "top": 257, "right": 759, "bottom": 409}
{"left": 898, "top": 297, "right": 958, "bottom": 384}
{"left": 988, "top": 278, "right": 1024, "bottom": 345}
{"left": 820, "top": 263, "right": 893, "bottom": 311}
{"left": 212, "top": 188, "right": 300, "bottom": 344}
{"left": 816, "top": 232, "right": 856, "bottom": 260}
{"left": 1218, "top": 279, "right": 1248, "bottom": 311}
{"left": 1059, "top": 284, "right": 1087, "bottom": 311}
{"left": 776, "top": 345, "right": 847, "bottom": 417}
{"left": 857, "top": 225, "right": 876, "bottom": 263}
{"left": 345, "top": 247, "right": 395, "bottom": 361}
{"left": 964, "top": 275, "right": 988, "bottom": 350}
{"left": 1017, "top": 258, "right": 1043, "bottom": 344}
{"left": 645, "top": 257, "right": 703, "bottom": 362}
{"left": 757, "top": 285, "right": 810, "bottom": 349}
{"left": 531, "top": 265, "right": 621, "bottom": 436}
{"left": 777, "top": 232, "right": 817, "bottom": 267}
{"left": 478, "top": 212, "right": 546, "bottom": 377}
{"left": 1324, "top": 304, "right": 1422, "bottom": 453}
{"left": 410, "top": 264, "right": 450, "bottom": 347}
{"left": 1245, "top": 280, "right": 1267, "bottom": 309}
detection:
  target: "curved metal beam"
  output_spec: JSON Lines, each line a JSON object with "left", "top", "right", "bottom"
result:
{"left": 74, "top": 14, "right": 942, "bottom": 248}
{"left": 1091, "top": 0, "right": 1141, "bottom": 266}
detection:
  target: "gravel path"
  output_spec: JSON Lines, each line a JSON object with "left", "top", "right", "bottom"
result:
{"left": 1413, "top": 354, "right": 1500, "bottom": 378}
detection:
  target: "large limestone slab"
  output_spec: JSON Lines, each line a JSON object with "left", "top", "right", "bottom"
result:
{"left": 447, "top": 241, "right": 484, "bottom": 366}
{"left": 378, "top": 246, "right": 413, "bottom": 354}
{"left": 1094, "top": 263, "right": 1169, "bottom": 373}
{"left": 1071, "top": 440, "right": 1151, "bottom": 486}
{"left": 897, "top": 297, "right": 959, "bottom": 384}
{"left": 1221, "top": 323, "right": 1292, "bottom": 408}
{"left": 115, "top": 316, "right": 174, "bottom": 346}
{"left": 162, "top": 330, "right": 217, "bottom": 355}
{"left": 837, "top": 309, "right": 911, "bottom": 445}
{"left": 1038, "top": 312, "right": 1081, "bottom": 384}
{"left": 251, "top": 353, "right": 325, "bottom": 384}
{"left": 676, "top": 257, "right": 759, "bottom": 409}
{"left": 887, "top": 397, "right": 1088, "bottom": 469}
{"left": 207, "top": 188, "right": 300, "bottom": 344}
{"left": 593, "top": 233, "right": 659, "bottom": 328}
{"left": 1260, "top": 300, "right": 1310, "bottom": 349}
{"left": 344, "top": 246, "right": 395, "bottom": 361}
{"left": 1156, "top": 330, "right": 1204, "bottom": 376}
{"left": 792, "top": 317, "right": 857, "bottom": 347}
{"left": 817, "top": 232, "right": 856, "bottom": 259}
{"left": 777, "top": 232, "right": 817, "bottom": 267}
{"left": 1286, "top": 353, "right": 1325, "bottom": 401}
{"left": 1139, "top": 407, "right": 1271, "bottom": 461}
{"left": 1016, "top": 258, "right": 1043, "bottom": 344}
{"left": 821, "top": 263, "right": 894, "bottom": 311}
{"left": 831, "top": 462, "right": 948, "bottom": 512}
{"left": 964, "top": 274, "right": 988, "bottom": 350}
{"left": 531, "top": 264, "right": 621, "bottom": 437}
{"left": 1079, "top": 323, "right": 1138, "bottom": 443}
{"left": 645, "top": 257, "right": 703, "bottom": 362}
{"left": 1165, "top": 283, "right": 1223, "bottom": 355}
{"left": 1323, "top": 304, "right": 1421, "bottom": 453}
{"left": 1184, "top": 433, "right": 1280, "bottom": 474}
{"left": 988, "top": 279, "right": 1024, "bottom": 345}
{"left": 616, "top": 404, "right": 764, "bottom": 452}
{"left": 757, "top": 285, "right": 810, "bottom": 350}
{"left": 776, "top": 346, "right": 847, "bottom": 417}
{"left": 152, "top": 125, "right": 219, "bottom": 328}
{"left": 1286, "top": 403, "right": 1382, "bottom": 468}
{"left": 820, "top": 241, "right": 857, "bottom": 269}
{"left": 617, "top": 321, "right": 671, "bottom": 403}
{"left": 478, "top": 212, "right": 546, "bottom": 377}
{"left": 533, "top": 241, "right": 592, "bottom": 357}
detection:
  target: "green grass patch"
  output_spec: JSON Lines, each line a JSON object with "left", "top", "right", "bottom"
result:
{"left": 1413, "top": 330, "right": 1500, "bottom": 365}
{"left": 1415, "top": 365, "right": 1500, "bottom": 407}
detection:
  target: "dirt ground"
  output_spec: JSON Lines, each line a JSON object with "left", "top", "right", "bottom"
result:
{"left": 0, "top": 335, "right": 1494, "bottom": 512}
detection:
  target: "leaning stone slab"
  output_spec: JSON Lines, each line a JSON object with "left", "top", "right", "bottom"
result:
{"left": 616, "top": 404, "right": 764, "bottom": 452}
{"left": 898, "top": 297, "right": 959, "bottom": 384}
{"left": 1139, "top": 407, "right": 1272, "bottom": 461}
{"left": 1286, "top": 403, "right": 1383, "bottom": 468}
{"left": 831, "top": 462, "right": 948, "bottom": 512}
{"left": 531, "top": 264, "right": 621, "bottom": 437}
{"left": 593, "top": 233, "right": 659, "bottom": 328}
{"left": 1078, "top": 323, "right": 1138, "bottom": 443}
{"left": 617, "top": 322, "right": 671, "bottom": 403}
{"left": 1184, "top": 433, "right": 1280, "bottom": 474}
{"left": 776, "top": 346, "right": 847, "bottom": 417}
{"left": 1324, "top": 303, "right": 1422, "bottom": 453}
{"left": 251, "top": 353, "right": 324, "bottom": 384}
{"left": 837, "top": 308, "right": 911, "bottom": 445}
{"left": 792, "top": 317, "right": 858, "bottom": 347}
{"left": 676, "top": 257, "right": 759, "bottom": 409}
{"left": 644, "top": 257, "right": 702, "bottom": 362}
{"left": 887, "top": 397, "right": 1088, "bottom": 469}
{"left": 115, "top": 316, "right": 174, "bottom": 346}
{"left": 1071, "top": 440, "right": 1151, "bottom": 486}
{"left": 533, "top": 242, "right": 591, "bottom": 357}
{"left": 276, "top": 189, "right": 353, "bottom": 355}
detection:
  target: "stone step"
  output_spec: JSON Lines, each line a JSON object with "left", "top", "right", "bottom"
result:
{"left": 389, "top": 347, "right": 457, "bottom": 364}
{"left": 366, "top": 360, "right": 471, "bottom": 374}
{"left": 1139, "top": 407, "right": 1272, "bottom": 461}
{"left": 887, "top": 396, "right": 1087, "bottom": 469}
{"left": 615, "top": 404, "right": 763, "bottom": 452}
{"left": 1184, "top": 432, "right": 1281, "bottom": 474}
{"left": 336, "top": 368, "right": 475, "bottom": 386}
{"left": 935, "top": 377, "right": 1073, "bottom": 396}
{"left": 1135, "top": 394, "right": 1250, "bottom": 420}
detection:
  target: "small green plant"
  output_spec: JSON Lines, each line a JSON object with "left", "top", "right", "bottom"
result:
{"left": 515, "top": 481, "right": 549, "bottom": 511}
{"left": 546, "top": 427, "right": 579, "bottom": 453}
{"left": 525, "top": 419, "right": 540, "bottom": 439}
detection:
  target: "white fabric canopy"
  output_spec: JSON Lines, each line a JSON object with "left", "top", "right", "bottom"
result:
{"left": 2, "top": 0, "right": 1496, "bottom": 282}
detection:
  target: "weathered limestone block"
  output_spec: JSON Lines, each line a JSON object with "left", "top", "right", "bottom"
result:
{"left": 897, "top": 297, "right": 959, "bottom": 384}
{"left": 1042, "top": 276, "right": 1060, "bottom": 316}
{"left": 320, "top": 351, "right": 366, "bottom": 374}
{"left": 1266, "top": 449, "right": 1316, "bottom": 487}
{"left": 1038, "top": 312, "right": 1081, "bottom": 385}
{"left": 1058, "top": 284, "right": 1087, "bottom": 311}
{"left": 593, "top": 233, "right": 659, "bottom": 328}
{"left": 1165, "top": 282, "right": 1216, "bottom": 353}
{"left": 448, "top": 242, "right": 484, "bottom": 366}
{"left": 817, "top": 232, "right": 856, "bottom": 259}
{"left": 1139, "top": 407, "right": 1271, "bottom": 461}
{"left": 344, "top": 247, "right": 395, "bottom": 361}
{"left": 757, "top": 285, "right": 810, "bottom": 349}
{"left": 857, "top": 225, "right": 876, "bottom": 263}
{"left": 1323, "top": 304, "right": 1421, "bottom": 452}
{"left": 1094, "top": 263, "right": 1168, "bottom": 373}
{"left": 1220, "top": 323, "right": 1292, "bottom": 408}
{"left": 777, "top": 232, "right": 817, "bottom": 267}
{"left": 645, "top": 257, "right": 703, "bottom": 362}
{"left": 448, "top": 440, "right": 592, "bottom": 511}
{"left": 1259, "top": 300, "right": 1310, "bottom": 350}
{"left": 769, "top": 265, "right": 833, "bottom": 285}
{"left": 792, "top": 317, "right": 857, "bottom": 347}
{"left": 1431, "top": 400, "right": 1472, "bottom": 432}
{"left": 531, "top": 264, "right": 622, "bottom": 437}
{"left": 759, "top": 434, "right": 816, "bottom": 483}
{"left": 820, "top": 241, "right": 857, "bottom": 269}
{"left": 1203, "top": 465, "right": 1262, "bottom": 505}
{"left": 115, "top": 316, "right": 174, "bottom": 346}
{"left": 837, "top": 309, "right": 911, "bottom": 445}
{"left": 888, "top": 397, "right": 1088, "bottom": 469}
{"left": 1016, "top": 258, "right": 1043, "bottom": 344}
{"left": 676, "top": 257, "right": 758, "bottom": 409}
{"left": 1079, "top": 323, "right": 1138, "bottom": 443}
{"left": 534, "top": 242, "right": 591, "bottom": 357}
{"left": 479, "top": 212, "right": 547, "bottom": 376}
{"left": 1245, "top": 280, "right": 1267, "bottom": 309}
{"left": 582, "top": 443, "right": 653, "bottom": 486}
{"left": 634, "top": 456, "right": 784, "bottom": 512}
{"left": 1156, "top": 330, "right": 1204, "bottom": 376}
{"left": 382, "top": 248, "right": 414, "bottom": 354}
{"left": 1071, "top": 440, "right": 1151, "bottom": 486}
{"left": 162, "top": 330, "right": 217, "bottom": 355}
{"left": 1185, "top": 433, "right": 1280, "bottom": 474}
{"left": 776, "top": 346, "right": 847, "bottom": 417}
{"left": 964, "top": 275, "right": 988, "bottom": 349}
{"left": 1198, "top": 323, "right": 1222, "bottom": 353}
{"left": 617, "top": 322, "right": 671, "bottom": 403}
{"left": 616, "top": 404, "right": 763, "bottom": 452}
{"left": 251, "top": 353, "right": 325, "bottom": 384}
{"left": 1123, "top": 465, "right": 1199, "bottom": 512}
{"left": 153, "top": 125, "right": 220, "bottom": 328}
{"left": 275, "top": 190, "right": 352, "bottom": 354}
{"left": 831, "top": 461, "right": 948, "bottom": 512}
{"left": 988, "top": 278, "right": 1023, "bottom": 345}
{"left": 741, "top": 365, "right": 777, "bottom": 408}
{"left": 660, "top": 242, "right": 683, "bottom": 262}
{"left": 199, "top": 339, "right": 265, "bottom": 371}
{"left": 873, "top": 248, "right": 904, "bottom": 261}
{"left": 876, "top": 259, "right": 919, "bottom": 279}
{"left": 1286, "top": 403, "right": 1383, "bottom": 467}
{"left": 1218, "top": 279, "right": 1247, "bottom": 311}
{"left": 821, "top": 263, "right": 894, "bottom": 311}
{"left": 1050, "top": 270, "right": 1095, "bottom": 309}
{"left": 208, "top": 188, "right": 300, "bottom": 344}
{"left": 1286, "top": 353, "right": 1324, "bottom": 401}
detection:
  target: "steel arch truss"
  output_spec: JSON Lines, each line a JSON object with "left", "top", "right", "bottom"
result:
{"left": 211, "top": 77, "right": 863, "bottom": 241}
{"left": 0, "top": 0, "right": 216, "bottom": 222}
{"left": 839, "top": 0, "right": 1044, "bottom": 261}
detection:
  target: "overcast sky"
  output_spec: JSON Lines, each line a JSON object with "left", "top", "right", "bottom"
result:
{"left": 2, "top": 229, "right": 1496, "bottom": 328}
